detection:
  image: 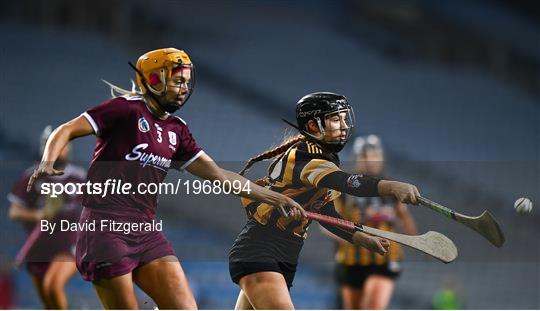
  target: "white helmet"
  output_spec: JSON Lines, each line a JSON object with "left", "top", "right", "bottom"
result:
{"left": 353, "top": 134, "right": 383, "bottom": 156}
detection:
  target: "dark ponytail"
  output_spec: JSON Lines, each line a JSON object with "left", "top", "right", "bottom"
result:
{"left": 239, "top": 135, "right": 304, "bottom": 176}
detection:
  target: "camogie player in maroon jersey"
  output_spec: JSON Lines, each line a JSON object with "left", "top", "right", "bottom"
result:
{"left": 8, "top": 126, "right": 86, "bottom": 309}
{"left": 27, "top": 48, "right": 304, "bottom": 309}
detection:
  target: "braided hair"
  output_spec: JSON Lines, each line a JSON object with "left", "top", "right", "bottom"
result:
{"left": 239, "top": 134, "right": 304, "bottom": 176}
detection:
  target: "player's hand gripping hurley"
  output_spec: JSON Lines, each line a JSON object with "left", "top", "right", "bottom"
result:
{"left": 304, "top": 210, "right": 458, "bottom": 263}
{"left": 417, "top": 196, "right": 505, "bottom": 248}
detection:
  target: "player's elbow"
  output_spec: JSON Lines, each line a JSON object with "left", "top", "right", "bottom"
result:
{"left": 50, "top": 123, "right": 73, "bottom": 142}
{"left": 61, "top": 115, "right": 94, "bottom": 139}
{"left": 60, "top": 122, "right": 81, "bottom": 140}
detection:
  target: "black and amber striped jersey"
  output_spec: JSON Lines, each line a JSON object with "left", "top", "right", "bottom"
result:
{"left": 335, "top": 194, "right": 403, "bottom": 266}
{"left": 241, "top": 140, "right": 342, "bottom": 238}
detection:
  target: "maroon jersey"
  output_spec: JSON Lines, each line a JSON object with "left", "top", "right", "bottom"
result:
{"left": 81, "top": 95, "right": 203, "bottom": 214}
{"left": 8, "top": 163, "right": 86, "bottom": 234}
{"left": 8, "top": 163, "right": 85, "bottom": 268}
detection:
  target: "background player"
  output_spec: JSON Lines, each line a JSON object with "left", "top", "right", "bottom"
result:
{"left": 7, "top": 126, "right": 86, "bottom": 309}
{"left": 229, "top": 92, "right": 421, "bottom": 309}
{"left": 27, "top": 48, "right": 304, "bottom": 309}
{"left": 325, "top": 135, "right": 417, "bottom": 309}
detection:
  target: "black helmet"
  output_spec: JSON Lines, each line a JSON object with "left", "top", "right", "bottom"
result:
{"left": 292, "top": 92, "right": 355, "bottom": 153}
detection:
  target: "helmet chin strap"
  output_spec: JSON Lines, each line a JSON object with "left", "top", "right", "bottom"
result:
{"left": 282, "top": 118, "right": 321, "bottom": 141}
{"left": 282, "top": 118, "right": 347, "bottom": 153}
{"left": 315, "top": 117, "right": 325, "bottom": 137}
{"left": 157, "top": 96, "right": 181, "bottom": 113}
{"left": 144, "top": 86, "right": 179, "bottom": 114}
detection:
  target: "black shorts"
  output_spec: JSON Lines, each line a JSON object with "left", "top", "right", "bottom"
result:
{"left": 229, "top": 220, "right": 304, "bottom": 289}
{"left": 334, "top": 261, "right": 401, "bottom": 288}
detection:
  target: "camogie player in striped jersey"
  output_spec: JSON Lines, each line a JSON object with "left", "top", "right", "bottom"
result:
{"left": 229, "top": 92, "right": 421, "bottom": 309}
{"left": 329, "top": 135, "right": 417, "bottom": 309}
{"left": 27, "top": 48, "right": 304, "bottom": 309}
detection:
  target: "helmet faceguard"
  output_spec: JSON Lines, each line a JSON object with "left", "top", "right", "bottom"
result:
{"left": 316, "top": 108, "right": 355, "bottom": 153}
{"left": 285, "top": 92, "right": 355, "bottom": 153}
{"left": 132, "top": 48, "right": 195, "bottom": 113}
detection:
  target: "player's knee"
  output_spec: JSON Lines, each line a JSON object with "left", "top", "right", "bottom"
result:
{"left": 156, "top": 270, "right": 197, "bottom": 309}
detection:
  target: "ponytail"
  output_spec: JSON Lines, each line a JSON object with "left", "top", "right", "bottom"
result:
{"left": 239, "top": 135, "right": 304, "bottom": 176}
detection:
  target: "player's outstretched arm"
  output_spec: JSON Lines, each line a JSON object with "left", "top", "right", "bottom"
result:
{"left": 27, "top": 115, "right": 94, "bottom": 191}
{"left": 186, "top": 153, "right": 305, "bottom": 218}
{"left": 8, "top": 203, "right": 43, "bottom": 222}
{"left": 378, "top": 180, "right": 420, "bottom": 204}
{"left": 317, "top": 170, "right": 420, "bottom": 204}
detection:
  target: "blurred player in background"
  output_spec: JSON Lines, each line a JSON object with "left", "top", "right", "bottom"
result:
{"left": 325, "top": 135, "right": 417, "bottom": 309}
{"left": 7, "top": 126, "right": 86, "bottom": 309}
{"left": 27, "top": 48, "right": 304, "bottom": 309}
{"left": 230, "top": 92, "right": 421, "bottom": 309}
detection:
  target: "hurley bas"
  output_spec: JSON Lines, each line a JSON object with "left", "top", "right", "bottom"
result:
{"left": 40, "top": 219, "right": 163, "bottom": 235}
